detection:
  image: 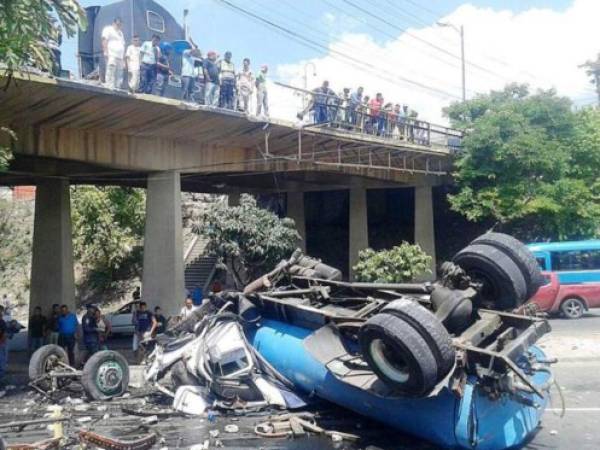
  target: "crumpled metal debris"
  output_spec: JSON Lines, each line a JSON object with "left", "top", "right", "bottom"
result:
{"left": 78, "top": 430, "right": 157, "bottom": 450}
{"left": 254, "top": 412, "right": 359, "bottom": 441}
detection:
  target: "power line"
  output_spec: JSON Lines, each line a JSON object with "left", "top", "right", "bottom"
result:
{"left": 214, "top": 0, "right": 462, "bottom": 100}
{"left": 341, "top": 0, "right": 511, "bottom": 82}
{"left": 256, "top": 0, "right": 470, "bottom": 95}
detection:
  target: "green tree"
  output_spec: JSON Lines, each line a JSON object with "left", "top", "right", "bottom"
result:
{"left": 444, "top": 83, "right": 600, "bottom": 241}
{"left": 0, "top": 0, "right": 86, "bottom": 170}
{"left": 0, "top": 197, "right": 33, "bottom": 304}
{"left": 197, "top": 194, "right": 300, "bottom": 287}
{"left": 71, "top": 186, "right": 146, "bottom": 289}
{"left": 353, "top": 243, "right": 432, "bottom": 283}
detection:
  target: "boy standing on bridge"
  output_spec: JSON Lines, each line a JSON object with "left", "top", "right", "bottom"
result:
{"left": 218, "top": 51, "right": 236, "bottom": 110}
{"left": 237, "top": 58, "right": 254, "bottom": 113}
{"left": 140, "top": 35, "right": 161, "bottom": 94}
{"left": 256, "top": 65, "right": 269, "bottom": 118}
{"left": 125, "top": 35, "right": 141, "bottom": 93}
{"left": 203, "top": 51, "right": 220, "bottom": 106}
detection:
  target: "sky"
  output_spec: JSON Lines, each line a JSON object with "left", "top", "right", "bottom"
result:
{"left": 61, "top": 0, "right": 599, "bottom": 124}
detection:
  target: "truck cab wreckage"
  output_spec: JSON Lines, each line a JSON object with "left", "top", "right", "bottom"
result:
{"left": 26, "top": 233, "right": 555, "bottom": 450}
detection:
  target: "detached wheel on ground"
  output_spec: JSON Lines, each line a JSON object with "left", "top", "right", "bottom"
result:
{"left": 452, "top": 243, "right": 527, "bottom": 310}
{"left": 81, "top": 350, "right": 130, "bottom": 400}
{"left": 560, "top": 298, "right": 585, "bottom": 319}
{"left": 28, "top": 344, "right": 69, "bottom": 390}
{"left": 359, "top": 312, "right": 439, "bottom": 397}
{"left": 471, "top": 232, "right": 545, "bottom": 298}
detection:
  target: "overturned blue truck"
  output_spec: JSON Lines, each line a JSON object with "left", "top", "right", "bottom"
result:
{"left": 30, "top": 233, "right": 554, "bottom": 449}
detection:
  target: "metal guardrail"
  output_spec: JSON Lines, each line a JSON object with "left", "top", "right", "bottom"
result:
{"left": 303, "top": 104, "right": 463, "bottom": 152}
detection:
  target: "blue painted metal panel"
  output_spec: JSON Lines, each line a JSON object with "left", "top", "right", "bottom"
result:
{"left": 249, "top": 319, "right": 551, "bottom": 450}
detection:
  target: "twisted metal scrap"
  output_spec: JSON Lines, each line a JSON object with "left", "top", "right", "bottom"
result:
{"left": 78, "top": 430, "right": 157, "bottom": 450}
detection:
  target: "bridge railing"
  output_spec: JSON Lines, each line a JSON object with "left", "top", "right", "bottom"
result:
{"left": 303, "top": 104, "right": 463, "bottom": 152}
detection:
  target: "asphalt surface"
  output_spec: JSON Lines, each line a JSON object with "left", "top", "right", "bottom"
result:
{"left": 2, "top": 313, "right": 600, "bottom": 449}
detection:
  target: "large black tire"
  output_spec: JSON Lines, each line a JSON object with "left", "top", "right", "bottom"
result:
{"left": 453, "top": 244, "right": 527, "bottom": 310}
{"left": 170, "top": 360, "right": 203, "bottom": 388}
{"left": 381, "top": 299, "right": 455, "bottom": 379}
{"left": 28, "top": 344, "right": 69, "bottom": 390}
{"left": 359, "top": 312, "right": 439, "bottom": 397}
{"left": 81, "top": 350, "right": 129, "bottom": 401}
{"left": 471, "top": 232, "right": 544, "bottom": 298}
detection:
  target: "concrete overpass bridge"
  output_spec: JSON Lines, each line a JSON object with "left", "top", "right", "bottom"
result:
{"left": 0, "top": 74, "right": 460, "bottom": 316}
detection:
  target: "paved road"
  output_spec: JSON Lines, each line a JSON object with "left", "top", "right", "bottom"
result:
{"left": 2, "top": 313, "right": 599, "bottom": 449}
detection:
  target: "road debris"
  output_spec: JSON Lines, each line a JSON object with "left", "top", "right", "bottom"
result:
{"left": 254, "top": 412, "right": 359, "bottom": 441}
{"left": 78, "top": 430, "right": 157, "bottom": 450}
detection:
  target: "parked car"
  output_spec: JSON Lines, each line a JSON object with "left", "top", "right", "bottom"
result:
{"left": 528, "top": 272, "right": 600, "bottom": 319}
{"left": 105, "top": 300, "right": 140, "bottom": 335}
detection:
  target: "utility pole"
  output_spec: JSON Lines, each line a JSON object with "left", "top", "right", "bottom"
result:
{"left": 460, "top": 25, "right": 466, "bottom": 102}
{"left": 437, "top": 22, "right": 466, "bottom": 102}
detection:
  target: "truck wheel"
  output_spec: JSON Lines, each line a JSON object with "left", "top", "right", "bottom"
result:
{"left": 560, "top": 298, "right": 585, "bottom": 319}
{"left": 82, "top": 350, "right": 129, "bottom": 400}
{"left": 381, "top": 299, "right": 455, "bottom": 379}
{"left": 453, "top": 244, "right": 527, "bottom": 310}
{"left": 359, "top": 312, "right": 439, "bottom": 397}
{"left": 471, "top": 232, "right": 545, "bottom": 298}
{"left": 28, "top": 344, "right": 69, "bottom": 390}
{"left": 171, "top": 360, "right": 203, "bottom": 388}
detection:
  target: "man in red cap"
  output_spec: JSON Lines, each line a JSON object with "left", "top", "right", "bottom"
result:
{"left": 203, "top": 51, "right": 220, "bottom": 106}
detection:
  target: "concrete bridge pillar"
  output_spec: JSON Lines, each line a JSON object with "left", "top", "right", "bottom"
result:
{"left": 349, "top": 188, "right": 369, "bottom": 280}
{"left": 286, "top": 192, "right": 306, "bottom": 252}
{"left": 30, "top": 179, "right": 75, "bottom": 314}
{"left": 142, "top": 171, "right": 185, "bottom": 317}
{"left": 414, "top": 186, "right": 437, "bottom": 279}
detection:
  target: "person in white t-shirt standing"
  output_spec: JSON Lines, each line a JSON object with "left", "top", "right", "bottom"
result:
{"left": 125, "top": 35, "right": 141, "bottom": 93}
{"left": 101, "top": 18, "right": 125, "bottom": 89}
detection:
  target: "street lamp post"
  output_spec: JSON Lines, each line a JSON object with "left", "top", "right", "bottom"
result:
{"left": 303, "top": 62, "right": 316, "bottom": 110}
{"left": 437, "top": 22, "right": 466, "bottom": 102}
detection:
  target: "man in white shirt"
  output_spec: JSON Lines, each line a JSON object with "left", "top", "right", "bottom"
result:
{"left": 101, "top": 18, "right": 125, "bottom": 89}
{"left": 139, "top": 34, "right": 161, "bottom": 94}
{"left": 125, "top": 35, "right": 141, "bottom": 93}
{"left": 237, "top": 58, "right": 254, "bottom": 113}
{"left": 180, "top": 297, "right": 197, "bottom": 320}
{"left": 181, "top": 45, "right": 202, "bottom": 102}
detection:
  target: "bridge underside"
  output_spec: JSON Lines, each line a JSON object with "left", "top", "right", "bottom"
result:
{"left": 0, "top": 74, "right": 452, "bottom": 317}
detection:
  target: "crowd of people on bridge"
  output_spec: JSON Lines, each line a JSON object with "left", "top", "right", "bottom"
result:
{"left": 99, "top": 17, "right": 430, "bottom": 146}
{"left": 101, "top": 18, "right": 270, "bottom": 117}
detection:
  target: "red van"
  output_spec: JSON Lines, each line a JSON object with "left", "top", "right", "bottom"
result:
{"left": 528, "top": 272, "right": 600, "bottom": 319}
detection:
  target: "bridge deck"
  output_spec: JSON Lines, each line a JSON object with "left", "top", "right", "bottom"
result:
{"left": 0, "top": 73, "right": 459, "bottom": 191}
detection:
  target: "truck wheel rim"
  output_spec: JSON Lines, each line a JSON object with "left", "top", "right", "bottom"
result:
{"left": 564, "top": 300, "right": 583, "bottom": 318}
{"left": 96, "top": 360, "right": 123, "bottom": 394}
{"left": 370, "top": 339, "right": 409, "bottom": 383}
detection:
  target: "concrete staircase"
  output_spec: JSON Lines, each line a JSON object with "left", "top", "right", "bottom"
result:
{"left": 184, "top": 236, "right": 218, "bottom": 294}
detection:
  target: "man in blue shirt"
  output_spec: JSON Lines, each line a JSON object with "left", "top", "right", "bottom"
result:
{"left": 58, "top": 304, "right": 78, "bottom": 365}
{"left": 132, "top": 302, "right": 156, "bottom": 360}
{"left": 203, "top": 51, "right": 220, "bottom": 106}
{"left": 81, "top": 304, "right": 100, "bottom": 361}
{"left": 139, "top": 34, "right": 161, "bottom": 94}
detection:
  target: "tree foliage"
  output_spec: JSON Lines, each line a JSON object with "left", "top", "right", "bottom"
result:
{"left": 444, "top": 83, "right": 600, "bottom": 241}
{"left": 0, "top": 197, "right": 33, "bottom": 304}
{"left": 197, "top": 194, "right": 300, "bottom": 286}
{"left": 71, "top": 186, "right": 145, "bottom": 289}
{"left": 353, "top": 243, "right": 432, "bottom": 283}
{"left": 0, "top": 0, "right": 86, "bottom": 78}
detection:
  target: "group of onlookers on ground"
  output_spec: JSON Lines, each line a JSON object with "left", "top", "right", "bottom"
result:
{"left": 101, "top": 18, "right": 270, "bottom": 117}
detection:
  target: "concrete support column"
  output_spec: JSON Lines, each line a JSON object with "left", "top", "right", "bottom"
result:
{"left": 30, "top": 179, "right": 75, "bottom": 314}
{"left": 414, "top": 186, "right": 437, "bottom": 279}
{"left": 287, "top": 192, "right": 306, "bottom": 252}
{"left": 142, "top": 171, "right": 185, "bottom": 317}
{"left": 349, "top": 188, "right": 369, "bottom": 280}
